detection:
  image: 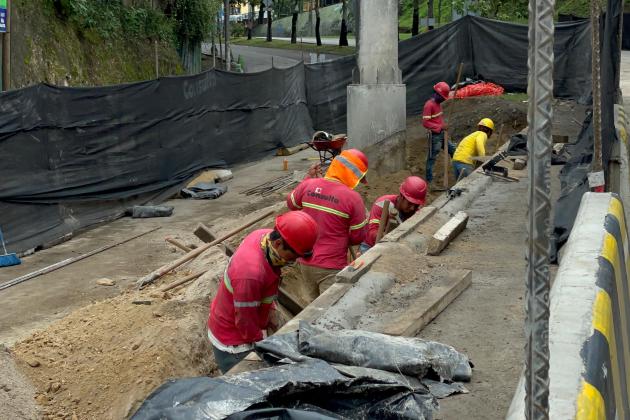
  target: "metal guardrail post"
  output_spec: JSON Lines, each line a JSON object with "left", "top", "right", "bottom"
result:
{"left": 525, "top": 0, "right": 554, "bottom": 415}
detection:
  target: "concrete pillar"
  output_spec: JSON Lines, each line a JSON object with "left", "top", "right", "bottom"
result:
{"left": 347, "top": 0, "right": 407, "bottom": 176}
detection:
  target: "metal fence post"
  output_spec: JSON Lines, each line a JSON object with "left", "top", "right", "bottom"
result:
{"left": 525, "top": 0, "right": 554, "bottom": 415}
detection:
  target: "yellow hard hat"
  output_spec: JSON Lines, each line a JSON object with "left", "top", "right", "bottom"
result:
{"left": 478, "top": 118, "right": 495, "bottom": 131}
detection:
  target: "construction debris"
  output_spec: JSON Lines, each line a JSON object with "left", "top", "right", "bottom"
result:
{"left": 513, "top": 158, "right": 527, "bottom": 170}
{"left": 240, "top": 171, "right": 304, "bottom": 197}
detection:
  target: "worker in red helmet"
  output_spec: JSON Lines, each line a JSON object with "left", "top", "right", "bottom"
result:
{"left": 359, "top": 176, "right": 428, "bottom": 253}
{"left": 287, "top": 148, "right": 369, "bottom": 303}
{"left": 207, "top": 211, "right": 319, "bottom": 374}
{"left": 423, "top": 81, "right": 456, "bottom": 187}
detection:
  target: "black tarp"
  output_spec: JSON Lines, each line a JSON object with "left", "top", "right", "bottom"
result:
{"left": 305, "top": 16, "right": 592, "bottom": 133}
{"left": 131, "top": 359, "right": 437, "bottom": 420}
{"left": 551, "top": 2, "right": 623, "bottom": 259}
{"left": 1, "top": 16, "right": 597, "bottom": 255}
{"left": 0, "top": 66, "right": 312, "bottom": 254}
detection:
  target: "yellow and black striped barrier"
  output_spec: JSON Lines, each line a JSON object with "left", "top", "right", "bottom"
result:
{"left": 508, "top": 192, "right": 630, "bottom": 419}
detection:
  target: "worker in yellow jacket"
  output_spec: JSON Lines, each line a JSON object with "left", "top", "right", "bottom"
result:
{"left": 452, "top": 118, "right": 494, "bottom": 179}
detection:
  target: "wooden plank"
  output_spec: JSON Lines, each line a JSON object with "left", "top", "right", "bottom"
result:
{"left": 426, "top": 211, "right": 469, "bottom": 256}
{"left": 336, "top": 252, "right": 382, "bottom": 284}
{"left": 276, "top": 143, "right": 309, "bottom": 156}
{"left": 194, "top": 223, "right": 235, "bottom": 256}
{"left": 382, "top": 270, "right": 472, "bottom": 337}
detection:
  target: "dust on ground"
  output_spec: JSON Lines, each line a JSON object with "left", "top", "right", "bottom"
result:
{"left": 358, "top": 96, "right": 528, "bottom": 207}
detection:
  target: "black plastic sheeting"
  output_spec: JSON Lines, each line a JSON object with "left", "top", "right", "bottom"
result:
{"left": 131, "top": 359, "right": 438, "bottom": 420}
{"left": 0, "top": 66, "right": 312, "bottom": 254}
{"left": 0, "top": 15, "right": 597, "bottom": 255}
{"left": 551, "top": 0, "right": 623, "bottom": 259}
{"left": 306, "top": 15, "right": 592, "bottom": 133}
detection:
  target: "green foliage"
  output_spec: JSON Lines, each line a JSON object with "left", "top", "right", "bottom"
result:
{"left": 169, "top": 0, "right": 221, "bottom": 43}
{"left": 51, "top": 0, "right": 175, "bottom": 41}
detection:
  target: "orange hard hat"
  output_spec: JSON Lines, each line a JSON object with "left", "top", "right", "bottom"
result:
{"left": 433, "top": 81, "right": 450, "bottom": 99}
{"left": 275, "top": 211, "right": 319, "bottom": 257}
{"left": 325, "top": 149, "right": 369, "bottom": 189}
{"left": 399, "top": 176, "right": 428, "bottom": 205}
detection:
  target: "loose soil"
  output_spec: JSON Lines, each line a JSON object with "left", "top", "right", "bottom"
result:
{"left": 0, "top": 345, "right": 40, "bottom": 420}
{"left": 6, "top": 96, "right": 529, "bottom": 419}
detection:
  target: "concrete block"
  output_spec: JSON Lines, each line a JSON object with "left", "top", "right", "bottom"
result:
{"left": 381, "top": 270, "right": 472, "bottom": 337}
{"left": 513, "top": 158, "right": 527, "bottom": 170}
{"left": 426, "top": 212, "right": 469, "bottom": 256}
{"left": 364, "top": 130, "right": 407, "bottom": 176}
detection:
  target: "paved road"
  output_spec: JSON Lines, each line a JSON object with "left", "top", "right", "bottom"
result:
{"left": 204, "top": 43, "right": 341, "bottom": 72}
{"left": 255, "top": 36, "right": 356, "bottom": 47}
{"left": 621, "top": 50, "right": 630, "bottom": 98}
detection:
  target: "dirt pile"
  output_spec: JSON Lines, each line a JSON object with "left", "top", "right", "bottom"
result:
{"left": 359, "top": 96, "right": 528, "bottom": 207}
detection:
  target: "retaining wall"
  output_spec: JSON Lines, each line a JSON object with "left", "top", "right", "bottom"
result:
{"left": 507, "top": 192, "right": 630, "bottom": 419}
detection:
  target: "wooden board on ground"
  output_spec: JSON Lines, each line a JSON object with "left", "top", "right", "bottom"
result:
{"left": 194, "top": 223, "right": 235, "bottom": 256}
{"left": 427, "top": 211, "right": 469, "bottom": 256}
{"left": 276, "top": 143, "right": 309, "bottom": 156}
{"left": 381, "top": 270, "right": 472, "bottom": 337}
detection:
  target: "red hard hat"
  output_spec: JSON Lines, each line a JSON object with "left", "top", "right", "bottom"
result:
{"left": 275, "top": 211, "right": 319, "bottom": 257}
{"left": 399, "top": 176, "right": 428, "bottom": 205}
{"left": 433, "top": 81, "right": 450, "bottom": 99}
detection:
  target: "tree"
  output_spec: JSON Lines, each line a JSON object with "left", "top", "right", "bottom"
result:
{"left": 247, "top": 0, "right": 254, "bottom": 39}
{"left": 258, "top": 0, "right": 264, "bottom": 23}
{"left": 169, "top": 0, "right": 221, "bottom": 74}
{"left": 290, "top": 0, "right": 299, "bottom": 43}
{"left": 339, "top": 0, "right": 348, "bottom": 46}
{"left": 266, "top": 1, "right": 273, "bottom": 41}
{"left": 224, "top": 0, "right": 230, "bottom": 68}
{"left": 315, "top": 0, "right": 321, "bottom": 46}
{"left": 412, "top": 0, "right": 419, "bottom": 36}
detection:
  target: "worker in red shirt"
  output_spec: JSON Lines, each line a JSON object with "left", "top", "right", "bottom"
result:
{"left": 287, "top": 149, "right": 368, "bottom": 303}
{"left": 359, "top": 176, "right": 428, "bottom": 253}
{"left": 423, "top": 81, "right": 456, "bottom": 186}
{"left": 207, "top": 211, "right": 319, "bottom": 374}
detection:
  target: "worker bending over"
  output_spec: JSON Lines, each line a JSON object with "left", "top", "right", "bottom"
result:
{"left": 207, "top": 211, "right": 319, "bottom": 374}
{"left": 359, "top": 176, "right": 428, "bottom": 253}
{"left": 452, "top": 118, "right": 494, "bottom": 179}
{"left": 423, "top": 82, "right": 455, "bottom": 186}
{"left": 287, "top": 149, "right": 368, "bottom": 303}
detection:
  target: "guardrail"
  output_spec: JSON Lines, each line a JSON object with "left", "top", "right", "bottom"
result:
{"left": 507, "top": 192, "right": 630, "bottom": 419}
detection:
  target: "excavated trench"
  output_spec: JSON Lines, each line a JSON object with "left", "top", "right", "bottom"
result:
{"left": 5, "top": 96, "right": 529, "bottom": 419}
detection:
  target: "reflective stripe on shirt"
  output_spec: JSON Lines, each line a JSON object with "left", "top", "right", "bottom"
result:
{"left": 302, "top": 201, "right": 350, "bottom": 218}
{"left": 223, "top": 264, "right": 276, "bottom": 306}
{"left": 423, "top": 112, "right": 443, "bottom": 119}
{"left": 369, "top": 218, "right": 381, "bottom": 225}
{"left": 350, "top": 218, "right": 368, "bottom": 230}
{"left": 290, "top": 191, "right": 301, "bottom": 209}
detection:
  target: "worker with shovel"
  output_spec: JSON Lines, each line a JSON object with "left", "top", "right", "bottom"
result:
{"left": 207, "top": 211, "right": 319, "bottom": 374}
{"left": 359, "top": 176, "right": 428, "bottom": 254}
{"left": 287, "top": 149, "right": 369, "bottom": 304}
{"left": 423, "top": 82, "right": 456, "bottom": 188}
{"left": 452, "top": 118, "right": 495, "bottom": 179}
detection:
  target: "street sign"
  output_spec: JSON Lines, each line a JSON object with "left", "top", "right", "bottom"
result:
{"left": 0, "top": 0, "right": 7, "bottom": 33}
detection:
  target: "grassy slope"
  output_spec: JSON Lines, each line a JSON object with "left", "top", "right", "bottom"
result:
{"left": 12, "top": 0, "right": 184, "bottom": 88}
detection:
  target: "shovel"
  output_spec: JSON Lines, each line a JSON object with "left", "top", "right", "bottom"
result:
{"left": 0, "top": 227, "right": 21, "bottom": 267}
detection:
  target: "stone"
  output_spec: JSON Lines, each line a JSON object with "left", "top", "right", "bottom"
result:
{"left": 132, "top": 343, "right": 140, "bottom": 351}
{"left": 51, "top": 382, "right": 61, "bottom": 393}
{"left": 513, "top": 158, "right": 527, "bottom": 170}
{"left": 96, "top": 278, "right": 116, "bottom": 286}
{"left": 26, "top": 358, "right": 41, "bottom": 367}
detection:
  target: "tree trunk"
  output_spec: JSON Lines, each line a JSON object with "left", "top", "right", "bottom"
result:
{"left": 247, "top": 1, "right": 253, "bottom": 39}
{"left": 339, "top": 0, "right": 348, "bottom": 46}
{"left": 224, "top": 0, "right": 230, "bottom": 69}
{"left": 315, "top": 0, "right": 321, "bottom": 46}
{"left": 412, "top": 0, "right": 419, "bottom": 36}
{"left": 218, "top": 13, "right": 223, "bottom": 64}
{"left": 266, "top": 6, "right": 273, "bottom": 41}
{"left": 258, "top": 0, "right": 264, "bottom": 24}
{"left": 291, "top": 1, "right": 298, "bottom": 44}
{"left": 427, "top": 0, "right": 434, "bottom": 30}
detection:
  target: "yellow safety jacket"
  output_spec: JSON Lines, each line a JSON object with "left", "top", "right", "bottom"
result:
{"left": 453, "top": 131, "right": 488, "bottom": 165}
